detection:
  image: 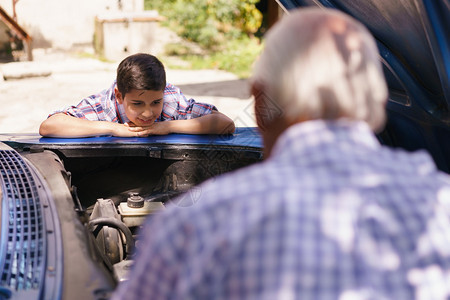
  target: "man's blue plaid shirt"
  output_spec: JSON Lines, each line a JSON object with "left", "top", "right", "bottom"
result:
{"left": 50, "top": 80, "right": 217, "bottom": 123}
{"left": 113, "top": 120, "right": 450, "bottom": 300}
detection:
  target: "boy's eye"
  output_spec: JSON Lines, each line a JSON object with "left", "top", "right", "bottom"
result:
{"left": 131, "top": 102, "right": 142, "bottom": 106}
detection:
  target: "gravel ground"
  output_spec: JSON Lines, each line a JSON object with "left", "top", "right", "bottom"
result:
{"left": 0, "top": 49, "right": 256, "bottom": 134}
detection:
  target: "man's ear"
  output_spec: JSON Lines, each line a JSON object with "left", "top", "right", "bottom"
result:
{"left": 251, "top": 81, "right": 264, "bottom": 104}
{"left": 251, "top": 81, "right": 266, "bottom": 130}
{"left": 115, "top": 87, "right": 124, "bottom": 104}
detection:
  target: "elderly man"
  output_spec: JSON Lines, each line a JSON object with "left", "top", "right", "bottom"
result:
{"left": 113, "top": 8, "right": 450, "bottom": 300}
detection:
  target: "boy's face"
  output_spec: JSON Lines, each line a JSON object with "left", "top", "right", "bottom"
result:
{"left": 115, "top": 88, "right": 164, "bottom": 126}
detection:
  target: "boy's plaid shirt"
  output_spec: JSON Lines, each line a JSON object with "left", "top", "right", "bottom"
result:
{"left": 50, "top": 80, "right": 217, "bottom": 123}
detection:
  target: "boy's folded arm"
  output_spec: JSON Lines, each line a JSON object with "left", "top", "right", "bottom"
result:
{"left": 167, "top": 111, "right": 235, "bottom": 135}
{"left": 39, "top": 113, "right": 135, "bottom": 138}
{"left": 39, "top": 111, "right": 236, "bottom": 138}
{"left": 128, "top": 111, "right": 235, "bottom": 136}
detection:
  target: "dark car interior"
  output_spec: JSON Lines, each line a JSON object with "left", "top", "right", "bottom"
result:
{"left": 279, "top": 0, "right": 450, "bottom": 173}
{"left": 0, "top": 141, "right": 262, "bottom": 299}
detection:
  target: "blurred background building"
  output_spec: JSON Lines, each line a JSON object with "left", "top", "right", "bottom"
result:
{"left": 0, "top": 0, "right": 164, "bottom": 61}
{"left": 0, "top": 0, "right": 282, "bottom": 62}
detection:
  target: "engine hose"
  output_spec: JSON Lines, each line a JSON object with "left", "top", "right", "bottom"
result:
{"left": 89, "top": 218, "right": 135, "bottom": 258}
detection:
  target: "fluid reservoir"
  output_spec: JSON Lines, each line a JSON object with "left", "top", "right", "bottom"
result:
{"left": 118, "top": 193, "right": 165, "bottom": 227}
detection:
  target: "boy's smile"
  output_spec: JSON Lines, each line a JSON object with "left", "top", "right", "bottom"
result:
{"left": 115, "top": 88, "right": 164, "bottom": 126}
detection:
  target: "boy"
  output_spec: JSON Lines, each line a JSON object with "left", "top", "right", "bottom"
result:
{"left": 39, "top": 53, "right": 235, "bottom": 137}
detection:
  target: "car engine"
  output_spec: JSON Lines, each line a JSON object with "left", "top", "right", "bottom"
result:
{"left": 3, "top": 141, "right": 262, "bottom": 298}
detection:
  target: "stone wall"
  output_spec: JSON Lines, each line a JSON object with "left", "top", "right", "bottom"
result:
{"left": 95, "top": 10, "right": 163, "bottom": 61}
{"left": 0, "top": 0, "right": 144, "bottom": 50}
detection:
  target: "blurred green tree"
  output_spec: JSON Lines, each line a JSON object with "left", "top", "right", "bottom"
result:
{"left": 145, "top": 0, "right": 262, "bottom": 49}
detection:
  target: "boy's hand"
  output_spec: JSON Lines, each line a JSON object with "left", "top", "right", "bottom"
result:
{"left": 125, "top": 122, "right": 171, "bottom": 137}
{"left": 109, "top": 122, "right": 141, "bottom": 137}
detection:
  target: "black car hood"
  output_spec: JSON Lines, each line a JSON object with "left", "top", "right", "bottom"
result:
{"left": 276, "top": 0, "right": 450, "bottom": 172}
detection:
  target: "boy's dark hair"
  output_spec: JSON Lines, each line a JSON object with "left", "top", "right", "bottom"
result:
{"left": 116, "top": 53, "right": 167, "bottom": 96}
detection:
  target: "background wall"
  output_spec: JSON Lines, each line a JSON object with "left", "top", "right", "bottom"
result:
{"left": 0, "top": 0, "right": 144, "bottom": 50}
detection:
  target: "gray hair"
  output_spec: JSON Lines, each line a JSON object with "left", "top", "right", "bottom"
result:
{"left": 251, "top": 8, "right": 388, "bottom": 132}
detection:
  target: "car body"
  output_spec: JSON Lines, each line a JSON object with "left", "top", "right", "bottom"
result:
{"left": 1, "top": 0, "right": 449, "bottom": 299}
{"left": 0, "top": 129, "right": 262, "bottom": 299}
{"left": 278, "top": 0, "right": 450, "bottom": 173}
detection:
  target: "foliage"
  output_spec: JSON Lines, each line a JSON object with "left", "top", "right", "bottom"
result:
{"left": 163, "top": 37, "right": 263, "bottom": 79}
{"left": 145, "top": 0, "right": 262, "bottom": 50}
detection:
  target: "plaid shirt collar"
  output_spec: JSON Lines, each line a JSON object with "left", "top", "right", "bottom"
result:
{"left": 271, "top": 119, "right": 381, "bottom": 162}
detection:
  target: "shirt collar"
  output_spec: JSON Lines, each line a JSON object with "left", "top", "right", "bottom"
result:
{"left": 271, "top": 120, "right": 381, "bottom": 159}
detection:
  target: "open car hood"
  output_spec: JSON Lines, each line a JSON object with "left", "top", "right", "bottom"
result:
{"left": 0, "top": 127, "right": 262, "bottom": 158}
{"left": 0, "top": 128, "right": 263, "bottom": 299}
{"left": 277, "top": 0, "right": 450, "bottom": 173}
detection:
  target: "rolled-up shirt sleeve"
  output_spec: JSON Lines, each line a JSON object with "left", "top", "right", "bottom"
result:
{"left": 49, "top": 97, "right": 104, "bottom": 121}
{"left": 47, "top": 82, "right": 118, "bottom": 122}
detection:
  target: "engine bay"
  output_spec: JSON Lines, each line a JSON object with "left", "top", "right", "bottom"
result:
{"left": 20, "top": 144, "right": 262, "bottom": 289}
